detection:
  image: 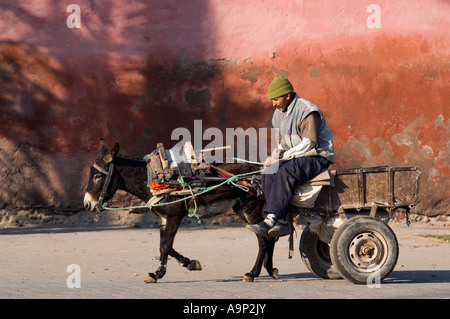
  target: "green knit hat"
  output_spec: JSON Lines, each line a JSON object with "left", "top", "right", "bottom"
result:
{"left": 267, "top": 77, "right": 294, "bottom": 99}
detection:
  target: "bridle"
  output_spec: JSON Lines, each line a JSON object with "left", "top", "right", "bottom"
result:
{"left": 93, "top": 160, "right": 115, "bottom": 211}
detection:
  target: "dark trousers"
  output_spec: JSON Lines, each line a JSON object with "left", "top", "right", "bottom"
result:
{"left": 261, "top": 156, "right": 330, "bottom": 220}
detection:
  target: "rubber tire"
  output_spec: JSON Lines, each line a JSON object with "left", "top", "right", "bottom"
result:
{"left": 330, "top": 216, "right": 398, "bottom": 285}
{"left": 299, "top": 226, "right": 342, "bottom": 279}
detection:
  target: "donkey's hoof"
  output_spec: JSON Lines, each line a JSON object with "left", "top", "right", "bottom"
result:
{"left": 188, "top": 260, "right": 202, "bottom": 271}
{"left": 143, "top": 273, "right": 157, "bottom": 284}
{"left": 243, "top": 273, "right": 254, "bottom": 282}
{"left": 271, "top": 268, "right": 279, "bottom": 279}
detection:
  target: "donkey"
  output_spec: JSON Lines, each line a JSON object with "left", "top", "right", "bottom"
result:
{"left": 83, "top": 138, "right": 278, "bottom": 283}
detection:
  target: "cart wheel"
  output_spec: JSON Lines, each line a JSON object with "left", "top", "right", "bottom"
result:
{"left": 330, "top": 217, "right": 398, "bottom": 285}
{"left": 299, "top": 226, "right": 342, "bottom": 279}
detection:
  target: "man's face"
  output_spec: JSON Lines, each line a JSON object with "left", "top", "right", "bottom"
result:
{"left": 271, "top": 93, "right": 292, "bottom": 112}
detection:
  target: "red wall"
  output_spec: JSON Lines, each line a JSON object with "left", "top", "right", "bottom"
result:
{"left": 0, "top": 1, "right": 448, "bottom": 215}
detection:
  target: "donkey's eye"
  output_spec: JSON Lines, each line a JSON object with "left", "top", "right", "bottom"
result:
{"left": 94, "top": 174, "right": 103, "bottom": 182}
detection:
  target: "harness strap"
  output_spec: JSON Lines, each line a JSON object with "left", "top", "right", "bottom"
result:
{"left": 97, "top": 161, "right": 115, "bottom": 210}
{"left": 93, "top": 162, "right": 109, "bottom": 175}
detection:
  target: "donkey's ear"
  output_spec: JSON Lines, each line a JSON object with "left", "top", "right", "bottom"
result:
{"left": 98, "top": 138, "right": 109, "bottom": 155}
{"left": 111, "top": 143, "right": 120, "bottom": 156}
{"left": 104, "top": 142, "right": 120, "bottom": 163}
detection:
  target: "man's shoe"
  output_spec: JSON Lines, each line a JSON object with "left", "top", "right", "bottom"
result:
{"left": 246, "top": 221, "right": 271, "bottom": 238}
{"left": 268, "top": 221, "right": 290, "bottom": 237}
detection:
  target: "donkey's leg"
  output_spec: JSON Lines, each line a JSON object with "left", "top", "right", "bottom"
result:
{"left": 169, "top": 249, "right": 202, "bottom": 271}
{"left": 243, "top": 234, "right": 268, "bottom": 282}
{"left": 144, "top": 215, "right": 181, "bottom": 283}
{"left": 241, "top": 199, "right": 278, "bottom": 282}
{"left": 263, "top": 237, "right": 278, "bottom": 279}
{"left": 242, "top": 235, "right": 278, "bottom": 282}
{"left": 157, "top": 210, "right": 201, "bottom": 270}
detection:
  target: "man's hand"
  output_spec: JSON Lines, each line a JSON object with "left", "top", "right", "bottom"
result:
{"left": 264, "top": 148, "right": 285, "bottom": 167}
{"left": 263, "top": 157, "right": 276, "bottom": 168}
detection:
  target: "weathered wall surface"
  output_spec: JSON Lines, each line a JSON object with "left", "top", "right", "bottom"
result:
{"left": 0, "top": 1, "right": 448, "bottom": 215}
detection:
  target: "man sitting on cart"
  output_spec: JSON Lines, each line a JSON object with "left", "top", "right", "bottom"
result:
{"left": 247, "top": 76, "right": 335, "bottom": 238}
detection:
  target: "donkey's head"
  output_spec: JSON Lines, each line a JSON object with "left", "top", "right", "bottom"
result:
{"left": 84, "top": 138, "right": 120, "bottom": 212}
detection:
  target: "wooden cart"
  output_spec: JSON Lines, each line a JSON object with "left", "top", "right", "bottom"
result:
{"left": 297, "top": 166, "right": 421, "bottom": 284}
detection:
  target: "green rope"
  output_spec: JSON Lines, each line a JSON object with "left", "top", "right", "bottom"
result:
{"left": 231, "top": 157, "right": 264, "bottom": 166}
{"left": 226, "top": 175, "right": 249, "bottom": 192}
{"left": 101, "top": 159, "right": 264, "bottom": 222}
{"left": 178, "top": 176, "right": 201, "bottom": 224}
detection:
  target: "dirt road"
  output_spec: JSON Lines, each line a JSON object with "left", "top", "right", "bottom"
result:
{"left": 1, "top": 222, "right": 449, "bottom": 299}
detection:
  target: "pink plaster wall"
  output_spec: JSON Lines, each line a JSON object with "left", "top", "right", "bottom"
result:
{"left": 0, "top": 0, "right": 448, "bottom": 215}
